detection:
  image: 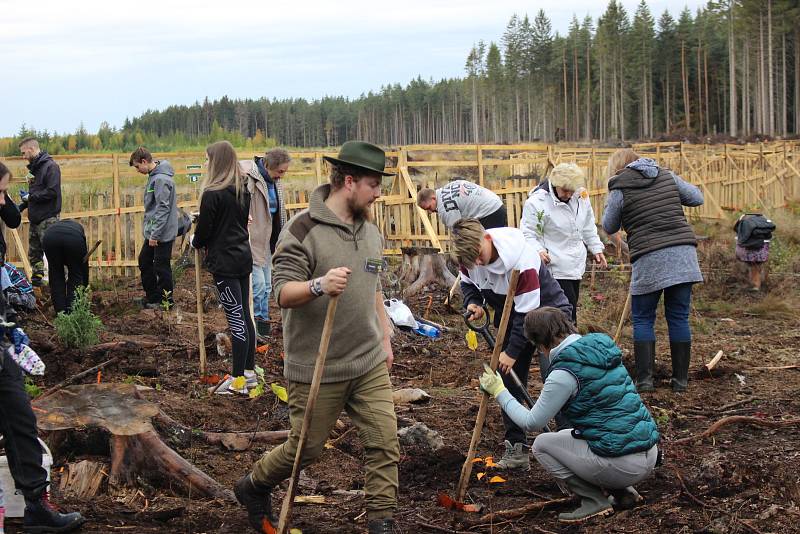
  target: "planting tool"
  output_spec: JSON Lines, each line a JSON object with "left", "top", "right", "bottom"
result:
{"left": 277, "top": 295, "right": 339, "bottom": 534}
{"left": 9, "top": 228, "right": 32, "bottom": 279}
{"left": 82, "top": 240, "right": 102, "bottom": 263}
{"left": 462, "top": 305, "right": 544, "bottom": 413}
{"left": 441, "top": 270, "right": 520, "bottom": 511}
{"left": 194, "top": 247, "right": 207, "bottom": 376}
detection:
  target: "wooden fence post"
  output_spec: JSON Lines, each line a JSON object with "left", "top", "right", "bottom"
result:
{"left": 476, "top": 144, "right": 484, "bottom": 187}
{"left": 112, "top": 154, "right": 122, "bottom": 276}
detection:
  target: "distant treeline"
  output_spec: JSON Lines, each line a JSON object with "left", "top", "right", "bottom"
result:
{"left": 3, "top": 1, "right": 800, "bottom": 156}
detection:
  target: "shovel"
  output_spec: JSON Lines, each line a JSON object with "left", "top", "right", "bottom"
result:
{"left": 277, "top": 295, "right": 339, "bottom": 534}
{"left": 439, "top": 270, "right": 520, "bottom": 512}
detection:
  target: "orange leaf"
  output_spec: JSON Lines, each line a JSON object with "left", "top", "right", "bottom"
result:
{"left": 476, "top": 472, "right": 486, "bottom": 480}
{"left": 484, "top": 456, "right": 497, "bottom": 468}
{"left": 462, "top": 503, "right": 483, "bottom": 513}
{"left": 471, "top": 457, "right": 484, "bottom": 464}
{"left": 488, "top": 475, "right": 506, "bottom": 484}
{"left": 256, "top": 344, "right": 270, "bottom": 354}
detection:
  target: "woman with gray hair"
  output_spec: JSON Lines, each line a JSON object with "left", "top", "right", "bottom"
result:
{"left": 520, "top": 163, "right": 607, "bottom": 324}
{"left": 602, "top": 149, "right": 704, "bottom": 393}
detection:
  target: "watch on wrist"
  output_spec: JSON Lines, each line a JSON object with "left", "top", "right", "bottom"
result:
{"left": 310, "top": 277, "right": 324, "bottom": 297}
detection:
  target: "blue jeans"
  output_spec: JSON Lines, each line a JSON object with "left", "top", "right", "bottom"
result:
{"left": 251, "top": 263, "right": 272, "bottom": 321}
{"left": 631, "top": 283, "right": 693, "bottom": 343}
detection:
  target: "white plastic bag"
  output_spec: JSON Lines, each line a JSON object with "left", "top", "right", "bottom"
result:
{"left": 383, "top": 299, "right": 418, "bottom": 329}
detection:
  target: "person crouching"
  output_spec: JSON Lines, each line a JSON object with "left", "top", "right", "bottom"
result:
{"left": 479, "top": 307, "right": 660, "bottom": 522}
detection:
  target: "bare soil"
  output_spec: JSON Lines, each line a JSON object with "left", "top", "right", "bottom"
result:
{"left": 4, "top": 237, "right": 800, "bottom": 534}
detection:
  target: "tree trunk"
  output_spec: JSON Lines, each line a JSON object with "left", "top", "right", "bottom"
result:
{"left": 682, "top": 41, "right": 691, "bottom": 130}
{"left": 781, "top": 31, "right": 787, "bottom": 136}
{"left": 402, "top": 247, "right": 457, "bottom": 298}
{"left": 795, "top": 29, "right": 799, "bottom": 134}
{"left": 585, "top": 41, "right": 592, "bottom": 140}
{"left": 767, "top": 0, "right": 775, "bottom": 136}
{"left": 729, "top": 4, "right": 737, "bottom": 137}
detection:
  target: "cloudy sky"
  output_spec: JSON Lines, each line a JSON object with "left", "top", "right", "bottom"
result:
{"left": 1, "top": 0, "right": 703, "bottom": 136}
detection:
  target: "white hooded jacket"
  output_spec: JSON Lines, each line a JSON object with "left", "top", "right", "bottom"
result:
{"left": 520, "top": 180, "right": 604, "bottom": 280}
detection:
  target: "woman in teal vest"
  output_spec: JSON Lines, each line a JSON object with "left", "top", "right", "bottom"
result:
{"left": 479, "top": 307, "right": 660, "bottom": 523}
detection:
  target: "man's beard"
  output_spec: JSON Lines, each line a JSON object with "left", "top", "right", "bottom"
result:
{"left": 347, "top": 196, "right": 374, "bottom": 222}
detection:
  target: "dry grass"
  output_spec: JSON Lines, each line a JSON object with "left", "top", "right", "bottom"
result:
{"left": 747, "top": 293, "right": 798, "bottom": 321}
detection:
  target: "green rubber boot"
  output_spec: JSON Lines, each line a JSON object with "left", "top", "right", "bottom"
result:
{"left": 558, "top": 476, "right": 613, "bottom": 523}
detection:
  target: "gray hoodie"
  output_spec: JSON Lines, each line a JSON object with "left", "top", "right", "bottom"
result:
{"left": 435, "top": 180, "right": 503, "bottom": 228}
{"left": 143, "top": 160, "right": 179, "bottom": 242}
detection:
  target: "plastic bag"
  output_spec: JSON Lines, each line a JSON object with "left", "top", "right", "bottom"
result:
{"left": 383, "top": 298, "right": 418, "bottom": 329}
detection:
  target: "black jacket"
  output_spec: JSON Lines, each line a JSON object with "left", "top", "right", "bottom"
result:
{"left": 0, "top": 195, "right": 22, "bottom": 263}
{"left": 734, "top": 214, "right": 776, "bottom": 249}
{"left": 192, "top": 185, "right": 252, "bottom": 278}
{"left": 22, "top": 152, "right": 62, "bottom": 224}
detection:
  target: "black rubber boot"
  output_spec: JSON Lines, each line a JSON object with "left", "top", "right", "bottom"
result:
{"left": 367, "top": 518, "right": 395, "bottom": 534}
{"left": 23, "top": 491, "right": 85, "bottom": 533}
{"left": 234, "top": 474, "right": 275, "bottom": 533}
{"left": 670, "top": 341, "right": 691, "bottom": 392}
{"left": 633, "top": 341, "right": 656, "bottom": 392}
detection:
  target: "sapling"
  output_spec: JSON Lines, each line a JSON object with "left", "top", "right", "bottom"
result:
{"left": 53, "top": 286, "right": 102, "bottom": 349}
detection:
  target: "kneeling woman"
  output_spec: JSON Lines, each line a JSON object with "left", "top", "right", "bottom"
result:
{"left": 479, "top": 307, "right": 660, "bottom": 522}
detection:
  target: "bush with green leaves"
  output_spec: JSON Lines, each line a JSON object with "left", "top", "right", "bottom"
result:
{"left": 54, "top": 286, "right": 103, "bottom": 349}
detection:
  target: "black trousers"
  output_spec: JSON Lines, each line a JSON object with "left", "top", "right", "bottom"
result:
{"left": 42, "top": 228, "right": 88, "bottom": 314}
{"left": 0, "top": 350, "right": 48, "bottom": 499}
{"left": 214, "top": 275, "right": 256, "bottom": 377}
{"left": 138, "top": 240, "right": 175, "bottom": 304}
{"left": 478, "top": 206, "right": 508, "bottom": 230}
{"left": 557, "top": 278, "right": 581, "bottom": 325}
{"left": 499, "top": 337, "right": 536, "bottom": 446}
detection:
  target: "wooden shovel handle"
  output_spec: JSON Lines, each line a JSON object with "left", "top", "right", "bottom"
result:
{"left": 455, "top": 270, "right": 520, "bottom": 502}
{"left": 194, "top": 248, "right": 207, "bottom": 376}
{"left": 277, "top": 295, "right": 339, "bottom": 534}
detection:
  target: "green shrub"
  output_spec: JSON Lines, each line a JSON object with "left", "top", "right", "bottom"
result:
{"left": 54, "top": 286, "right": 103, "bottom": 349}
{"left": 24, "top": 376, "right": 42, "bottom": 398}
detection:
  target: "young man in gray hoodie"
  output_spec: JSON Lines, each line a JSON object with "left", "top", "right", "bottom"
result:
{"left": 130, "top": 147, "right": 178, "bottom": 309}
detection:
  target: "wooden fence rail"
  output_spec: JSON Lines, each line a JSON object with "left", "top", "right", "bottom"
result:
{"left": 1, "top": 141, "right": 798, "bottom": 276}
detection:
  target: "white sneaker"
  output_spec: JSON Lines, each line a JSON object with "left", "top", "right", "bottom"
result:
{"left": 211, "top": 375, "right": 249, "bottom": 395}
{"left": 244, "top": 370, "right": 258, "bottom": 389}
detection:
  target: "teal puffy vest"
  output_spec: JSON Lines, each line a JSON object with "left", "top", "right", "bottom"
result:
{"left": 550, "top": 333, "right": 660, "bottom": 457}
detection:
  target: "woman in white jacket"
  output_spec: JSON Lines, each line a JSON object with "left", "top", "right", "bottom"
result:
{"left": 520, "top": 163, "right": 606, "bottom": 323}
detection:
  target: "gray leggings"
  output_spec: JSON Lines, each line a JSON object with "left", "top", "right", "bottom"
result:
{"left": 532, "top": 429, "right": 658, "bottom": 489}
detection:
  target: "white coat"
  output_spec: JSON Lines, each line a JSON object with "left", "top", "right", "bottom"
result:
{"left": 520, "top": 181, "right": 604, "bottom": 280}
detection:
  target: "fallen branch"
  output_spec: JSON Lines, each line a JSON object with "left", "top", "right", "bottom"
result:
{"left": 748, "top": 365, "right": 800, "bottom": 371}
{"left": 154, "top": 411, "right": 288, "bottom": 451}
{"left": 38, "top": 357, "right": 121, "bottom": 399}
{"left": 704, "top": 350, "right": 724, "bottom": 373}
{"left": 88, "top": 340, "right": 160, "bottom": 352}
{"left": 474, "top": 497, "right": 572, "bottom": 523}
{"left": 672, "top": 416, "right": 800, "bottom": 446}
{"left": 671, "top": 467, "right": 708, "bottom": 508}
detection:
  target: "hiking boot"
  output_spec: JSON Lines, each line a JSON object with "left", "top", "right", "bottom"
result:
{"left": 256, "top": 319, "right": 270, "bottom": 338}
{"left": 608, "top": 486, "right": 642, "bottom": 510}
{"left": 367, "top": 518, "right": 395, "bottom": 534}
{"left": 633, "top": 341, "right": 656, "bottom": 392}
{"left": 23, "top": 491, "right": 85, "bottom": 533}
{"left": 144, "top": 302, "right": 163, "bottom": 310}
{"left": 669, "top": 341, "right": 691, "bottom": 392}
{"left": 495, "top": 440, "right": 529, "bottom": 470}
{"left": 30, "top": 272, "right": 45, "bottom": 288}
{"left": 213, "top": 375, "right": 249, "bottom": 395}
{"left": 234, "top": 474, "right": 275, "bottom": 533}
{"left": 558, "top": 476, "right": 613, "bottom": 523}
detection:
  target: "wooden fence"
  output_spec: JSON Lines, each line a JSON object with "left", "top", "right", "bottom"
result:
{"left": 1, "top": 141, "right": 798, "bottom": 276}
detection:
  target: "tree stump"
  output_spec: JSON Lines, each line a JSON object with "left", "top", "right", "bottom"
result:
{"left": 401, "top": 247, "right": 457, "bottom": 298}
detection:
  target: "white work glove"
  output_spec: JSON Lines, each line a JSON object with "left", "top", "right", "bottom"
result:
{"left": 189, "top": 234, "right": 196, "bottom": 249}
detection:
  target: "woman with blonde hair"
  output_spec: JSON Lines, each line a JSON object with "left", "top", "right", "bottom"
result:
{"left": 192, "top": 141, "right": 256, "bottom": 395}
{"left": 520, "top": 163, "right": 607, "bottom": 324}
{"left": 602, "top": 149, "right": 703, "bottom": 393}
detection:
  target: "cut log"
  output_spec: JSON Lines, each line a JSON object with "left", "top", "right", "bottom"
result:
{"left": 402, "top": 247, "right": 457, "bottom": 298}
{"left": 672, "top": 416, "right": 800, "bottom": 446}
{"left": 154, "top": 411, "right": 288, "bottom": 451}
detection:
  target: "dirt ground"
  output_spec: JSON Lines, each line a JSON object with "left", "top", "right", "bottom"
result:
{"left": 3, "top": 233, "right": 800, "bottom": 534}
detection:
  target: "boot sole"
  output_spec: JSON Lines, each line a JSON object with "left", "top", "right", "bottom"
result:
{"left": 24, "top": 517, "right": 86, "bottom": 533}
{"left": 558, "top": 506, "right": 613, "bottom": 523}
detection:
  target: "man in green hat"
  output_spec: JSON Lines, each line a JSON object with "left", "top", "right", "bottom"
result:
{"left": 234, "top": 141, "right": 399, "bottom": 534}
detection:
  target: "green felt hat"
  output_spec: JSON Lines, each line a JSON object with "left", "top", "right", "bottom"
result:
{"left": 323, "top": 141, "right": 394, "bottom": 176}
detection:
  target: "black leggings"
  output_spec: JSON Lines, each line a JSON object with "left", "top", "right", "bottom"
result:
{"left": 478, "top": 206, "right": 508, "bottom": 230}
{"left": 556, "top": 279, "right": 581, "bottom": 324}
{"left": 214, "top": 275, "right": 256, "bottom": 376}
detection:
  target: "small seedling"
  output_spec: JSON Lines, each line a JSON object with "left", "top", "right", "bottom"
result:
{"left": 24, "top": 376, "right": 42, "bottom": 398}
{"left": 54, "top": 286, "right": 102, "bottom": 349}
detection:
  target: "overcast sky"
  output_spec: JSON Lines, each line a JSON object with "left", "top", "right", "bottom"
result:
{"left": 0, "top": 0, "right": 704, "bottom": 136}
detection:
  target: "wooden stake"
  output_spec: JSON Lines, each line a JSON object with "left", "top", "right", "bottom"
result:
{"left": 10, "top": 228, "right": 32, "bottom": 279}
{"left": 277, "top": 296, "right": 339, "bottom": 534}
{"left": 613, "top": 291, "right": 631, "bottom": 345}
{"left": 194, "top": 248, "right": 207, "bottom": 376}
{"left": 704, "top": 350, "right": 724, "bottom": 373}
{"left": 455, "top": 270, "right": 520, "bottom": 503}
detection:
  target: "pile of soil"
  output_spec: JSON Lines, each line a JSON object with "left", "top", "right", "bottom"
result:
{"left": 6, "top": 239, "right": 800, "bottom": 534}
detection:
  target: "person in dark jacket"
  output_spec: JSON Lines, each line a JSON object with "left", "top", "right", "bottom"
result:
{"left": 41, "top": 220, "right": 89, "bottom": 314}
{"left": 479, "top": 307, "right": 659, "bottom": 523}
{"left": 734, "top": 213, "right": 775, "bottom": 291}
{"left": 0, "top": 161, "right": 85, "bottom": 533}
{"left": 602, "top": 149, "right": 704, "bottom": 393}
{"left": 130, "top": 147, "right": 179, "bottom": 309}
{"left": 192, "top": 141, "right": 255, "bottom": 395}
{"left": 17, "top": 138, "right": 61, "bottom": 287}
{"left": 452, "top": 218, "right": 572, "bottom": 470}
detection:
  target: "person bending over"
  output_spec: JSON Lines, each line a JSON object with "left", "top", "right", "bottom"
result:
{"left": 479, "top": 307, "right": 660, "bottom": 523}
{"left": 452, "top": 218, "right": 572, "bottom": 470}
{"left": 41, "top": 220, "right": 89, "bottom": 315}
